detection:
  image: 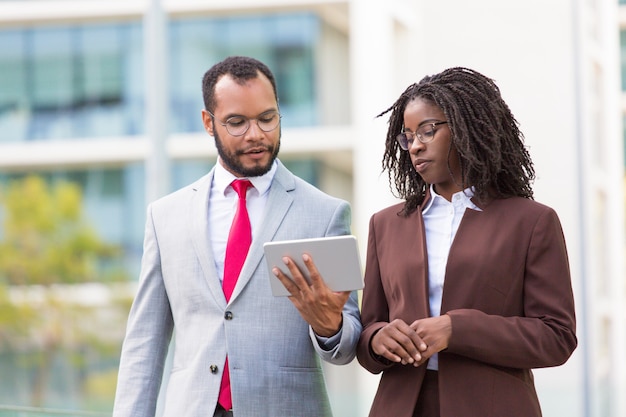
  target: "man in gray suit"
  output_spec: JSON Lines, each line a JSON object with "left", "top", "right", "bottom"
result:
{"left": 112, "top": 56, "right": 361, "bottom": 417}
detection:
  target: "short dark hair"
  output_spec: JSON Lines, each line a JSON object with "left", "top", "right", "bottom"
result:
{"left": 201, "top": 56, "right": 278, "bottom": 112}
{"left": 379, "top": 67, "right": 536, "bottom": 215}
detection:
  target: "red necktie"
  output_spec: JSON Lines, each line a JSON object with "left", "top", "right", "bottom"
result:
{"left": 218, "top": 179, "right": 252, "bottom": 410}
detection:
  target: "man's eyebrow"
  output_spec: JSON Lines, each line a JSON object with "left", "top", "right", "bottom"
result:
{"left": 223, "top": 108, "right": 278, "bottom": 120}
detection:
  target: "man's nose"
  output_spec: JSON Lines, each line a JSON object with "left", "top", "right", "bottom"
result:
{"left": 244, "top": 119, "right": 264, "bottom": 138}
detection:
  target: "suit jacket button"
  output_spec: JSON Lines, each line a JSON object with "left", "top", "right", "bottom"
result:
{"left": 210, "top": 365, "right": 218, "bottom": 374}
{"left": 224, "top": 311, "right": 233, "bottom": 320}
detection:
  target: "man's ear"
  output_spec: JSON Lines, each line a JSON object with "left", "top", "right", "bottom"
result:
{"left": 201, "top": 110, "right": 214, "bottom": 136}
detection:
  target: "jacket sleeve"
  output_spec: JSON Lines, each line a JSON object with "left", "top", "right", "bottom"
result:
{"left": 112, "top": 204, "right": 174, "bottom": 417}
{"left": 356, "top": 213, "right": 396, "bottom": 374}
{"left": 311, "top": 200, "right": 362, "bottom": 365}
{"left": 445, "top": 207, "right": 577, "bottom": 369}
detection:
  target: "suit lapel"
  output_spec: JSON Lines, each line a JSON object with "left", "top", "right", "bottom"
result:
{"left": 189, "top": 169, "right": 228, "bottom": 308}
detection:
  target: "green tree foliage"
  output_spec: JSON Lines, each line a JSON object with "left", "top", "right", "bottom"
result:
{"left": 0, "top": 175, "right": 131, "bottom": 408}
{"left": 0, "top": 176, "right": 118, "bottom": 286}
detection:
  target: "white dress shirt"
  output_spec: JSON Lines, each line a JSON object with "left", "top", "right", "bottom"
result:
{"left": 209, "top": 158, "right": 277, "bottom": 284}
{"left": 422, "top": 185, "right": 481, "bottom": 370}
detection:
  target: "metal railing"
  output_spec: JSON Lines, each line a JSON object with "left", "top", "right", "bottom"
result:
{"left": 0, "top": 405, "right": 109, "bottom": 417}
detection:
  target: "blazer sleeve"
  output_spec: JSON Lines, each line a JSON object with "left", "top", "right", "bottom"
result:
{"left": 112, "top": 204, "right": 174, "bottom": 417}
{"left": 310, "top": 200, "right": 363, "bottom": 365}
{"left": 356, "top": 212, "right": 396, "bottom": 374}
{"left": 445, "top": 206, "right": 577, "bottom": 369}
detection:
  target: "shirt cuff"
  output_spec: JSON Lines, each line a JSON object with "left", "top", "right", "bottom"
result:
{"left": 315, "top": 327, "right": 343, "bottom": 351}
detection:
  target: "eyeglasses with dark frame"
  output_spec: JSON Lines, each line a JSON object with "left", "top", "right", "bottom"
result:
{"left": 396, "top": 121, "right": 448, "bottom": 150}
{"left": 208, "top": 110, "right": 282, "bottom": 137}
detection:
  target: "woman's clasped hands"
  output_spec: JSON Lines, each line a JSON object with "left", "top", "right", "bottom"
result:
{"left": 371, "top": 315, "right": 452, "bottom": 367}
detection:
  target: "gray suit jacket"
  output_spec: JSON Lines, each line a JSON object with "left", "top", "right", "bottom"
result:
{"left": 113, "top": 160, "right": 361, "bottom": 417}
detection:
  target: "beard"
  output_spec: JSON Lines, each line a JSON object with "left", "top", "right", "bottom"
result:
{"left": 214, "top": 127, "right": 281, "bottom": 177}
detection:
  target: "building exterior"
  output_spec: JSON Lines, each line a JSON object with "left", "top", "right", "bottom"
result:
{"left": 0, "top": 0, "right": 624, "bottom": 416}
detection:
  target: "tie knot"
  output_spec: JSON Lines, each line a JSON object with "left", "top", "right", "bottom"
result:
{"left": 231, "top": 179, "right": 252, "bottom": 199}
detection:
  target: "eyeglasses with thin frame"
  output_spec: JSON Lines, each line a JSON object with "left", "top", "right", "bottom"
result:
{"left": 208, "top": 110, "right": 282, "bottom": 137}
{"left": 396, "top": 121, "right": 448, "bottom": 150}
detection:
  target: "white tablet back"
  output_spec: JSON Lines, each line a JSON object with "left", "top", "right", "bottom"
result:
{"left": 263, "top": 235, "right": 363, "bottom": 297}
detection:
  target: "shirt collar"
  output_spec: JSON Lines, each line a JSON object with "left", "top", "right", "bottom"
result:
{"left": 214, "top": 157, "right": 277, "bottom": 196}
{"left": 422, "top": 184, "right": 480, "bottom": 214}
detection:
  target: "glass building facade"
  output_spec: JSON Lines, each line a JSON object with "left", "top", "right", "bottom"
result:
{"left": 0, "top": 13, "right": 319, "bottom": 143}
{"left": 0, "top": 23, "right": 144, "bottom": 142}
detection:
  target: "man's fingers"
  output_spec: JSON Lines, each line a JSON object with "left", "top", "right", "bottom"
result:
{"left": 272, "top": 266, "right": 299, "bottom": 295}
{"left": 279, "top": 254, "right": 339, "bottom": 296}
{"left": 301, "top": 254, "right": 324, "bottom": 287}
{"left": 280, "top": 256, "right": 311, "bottom": 293}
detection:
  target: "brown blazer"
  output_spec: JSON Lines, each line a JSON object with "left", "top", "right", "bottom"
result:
{"left": 357, "top": 196, "right": 577, "bottom": 417}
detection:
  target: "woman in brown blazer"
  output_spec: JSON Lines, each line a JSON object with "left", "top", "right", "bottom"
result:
{"left": 356, "top": 67, "right": 577, "bottom": 417}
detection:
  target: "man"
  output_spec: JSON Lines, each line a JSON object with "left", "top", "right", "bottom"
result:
{"left": 112, "top": 56, "right": 361, "bottom": 417}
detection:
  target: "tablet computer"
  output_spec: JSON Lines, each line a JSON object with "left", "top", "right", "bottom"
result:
{"left": 263, "top": 235, "right": 363, "bottom": 297}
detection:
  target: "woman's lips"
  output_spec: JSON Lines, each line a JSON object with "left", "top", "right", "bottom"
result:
{"left": 414, "top": 158, "right": 431, "bottom": 172}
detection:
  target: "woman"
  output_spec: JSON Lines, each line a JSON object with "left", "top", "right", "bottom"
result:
{"left": 356, "top": 67, "right": 577, "bottom": 417}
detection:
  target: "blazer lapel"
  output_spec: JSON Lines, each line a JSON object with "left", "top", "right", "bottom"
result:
{"left": 405, "top": 207, "right": 430, "bottom": 319}
{"left": 190, "top": 169, "right": 228, "bottom": 308}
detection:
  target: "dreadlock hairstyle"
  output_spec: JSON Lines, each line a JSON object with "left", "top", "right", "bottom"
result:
{"left": 202, "top": 56, "right": 278, "bottom": 113}
{"left": 379, "top": 67, "right": 535, "bottom": 216}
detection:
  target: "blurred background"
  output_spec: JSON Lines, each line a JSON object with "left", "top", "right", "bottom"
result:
{"left": 0, "top": 0, "right": 624, "bottom": 416}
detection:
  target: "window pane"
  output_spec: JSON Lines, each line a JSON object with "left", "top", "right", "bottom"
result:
{"left": 0, "top": 23, "right": 143, "bottom": 142}
{"left": 30, "top": 28, "right": 75, "bottom": 139}
{"left": 78, "top": 25, "right": 125, "bottom": 137}
{"left": 0, "top": 30, "right": 28, "bottom": 142}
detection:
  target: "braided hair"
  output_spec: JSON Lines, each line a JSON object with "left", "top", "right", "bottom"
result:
{"left": 379, "top": 67, "right": 535, "bottom": 216}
